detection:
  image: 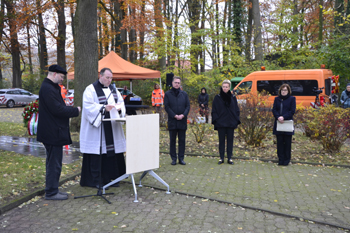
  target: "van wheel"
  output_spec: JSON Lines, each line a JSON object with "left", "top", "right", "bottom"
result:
{"left": 6, "top": 100, "right": 15, "bottom": 108}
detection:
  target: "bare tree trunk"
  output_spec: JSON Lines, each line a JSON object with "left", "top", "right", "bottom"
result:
{"left": 72, "top": 0, "right": 98, "bottom": 131}
{"left": 318, "top": 0, "right": 323, "bottom": 44}
{"left": 215, "top": 2, "right": 220, "bottom": 67}
{"left": 154, "top": 0, "right": 166, "bottom": 71}
{"left": 70, "top": 2, "right": 75, "bottom": 48}
{"left": 37, "top": 0, "right": 48, "bottom": 75}
{"left": 291, "top": 0, "right": 298, "bottom": 52}
{"left": 139, "top": 2, "right": 145, "bottom": 61}
{"left": 199, "top": 0, "right": 205, "bottom": 73}
{"left": 26, "top": 24, "right": 33, "bottom": 74}
{"left": 174, "top": 0, "right": 179, "bottom": 69}
{"left": 0, "top": 0, "right": 4, "bottom": 83}
{"left": 4, "top": 0, "right": 22, "bottom": 88}
{"left": 188, "top": 0, "right": 201, "bottom": 73}
{"left": 56, "top": 0, "right": 66, "bottom": 70}
{"left": 246, "top": 1, "right": 253, "bottom": 61}
{"left": 113, "top": 0, "right": 122, "bottom": 54}
{"left": 98, "top": 6, "right": 103, "bottom": 58}
{"left": 252, "top": 0, "right": 263, "bottom": 61}
{"left": 128, "top": 6, "right": 136, "bottom": 63}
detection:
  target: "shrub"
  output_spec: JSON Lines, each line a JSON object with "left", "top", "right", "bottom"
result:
{"left": 300, "top": 105, "right": 350, "bottom": 152}
{"left": 187, "top": 101, "right": 211, "bottom": 143}
{"left": 236, "top": 92, "right": 274, "bottom": 147}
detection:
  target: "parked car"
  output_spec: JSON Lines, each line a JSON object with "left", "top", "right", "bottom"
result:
{"left": 65, "top": 88, "right": 142, "bottom": 106}
{"left": 0, "top": 88, "right": 39, "bottom": 108}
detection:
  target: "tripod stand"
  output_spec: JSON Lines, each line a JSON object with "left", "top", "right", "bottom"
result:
{"left": 75, "top": 92, "right": 115, "bottom": 204}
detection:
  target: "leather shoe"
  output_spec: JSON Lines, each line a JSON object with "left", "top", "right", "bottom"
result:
{"left": 228, "top": 159, "right": 234, "bottom": 165}
{"left": 171, "top": 160, "right": 176, "bottom": 165}
{"left": 59, "top": 191, "right": 68, "bottom": 196}
{"left": 45, "top": 193, "right": 68, "bottom": 200}
{"left": 96, "top": 185, "right": 109, "bottom": 190}
{"left": 179, "top": 160, "right": 186, "bottom": 165}
{"left": 218, "top": 160, "right": 223, "bottom": 165}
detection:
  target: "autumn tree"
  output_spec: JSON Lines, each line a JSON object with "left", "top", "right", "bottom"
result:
{"left": 71, "top": 0, "right": 98, "bottom": 131}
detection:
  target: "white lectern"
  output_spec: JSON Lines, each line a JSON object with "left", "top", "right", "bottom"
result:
{"left": 103, "top": 114, "right": 170, "bottom": 202}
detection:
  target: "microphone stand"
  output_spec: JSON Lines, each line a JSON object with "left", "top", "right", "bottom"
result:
{"left": 75, "top": 89, "right": 115, "bottom": 204}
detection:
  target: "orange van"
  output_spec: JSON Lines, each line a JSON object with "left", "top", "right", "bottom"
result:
{"left": 233, "top": 68, "right": 334, "bottom": 107}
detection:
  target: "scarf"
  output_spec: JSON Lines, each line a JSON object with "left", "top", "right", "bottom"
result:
{"left": 93, "top": 80, "right": 119, "bottom": 157}
{"left": 279, "top": 94, "right": 290, "bottom": 100}
{"left": 171, "top": 87, "right": 180, "bottom": 97}
{"left": 220, "top": 88, "right": 232, "bottom": 107}
{"left": 346, "top": 90, "right": 350, "bottom": 98}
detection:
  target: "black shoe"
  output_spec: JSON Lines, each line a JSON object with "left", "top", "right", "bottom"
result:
{"left": 58, "top": 191, "right": 68, "bottom": 196}
{"left": 96, "top": 185, "right": 109, "bottom": 190}
{"left": 171, "top": 160, "right": 176, "bottom": 165}
{"left": 45, "top": 193, "right": 68, "bottom": 200}
{"left": 228, "top": 159, "right": 234, "bottom": 165}
{"left": 179, "top": 160, "right": 186, "bottom": 165}
{"left": 218, "top": 160, "right": 223, "bottom": 165}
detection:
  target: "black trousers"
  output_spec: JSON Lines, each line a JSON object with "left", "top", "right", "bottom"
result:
{"left": 169, "top": 129, "right": 186, "bottom": 161}
{"left": 276, "top": 134, "right": 292, "bottom": 165}
{"left": 80, "top": 153, "right": 126, "bottom": 188}
{"left": 217, "top": 127, "right": 234, "bottom": 161}
{"left": 44, "top": 144, "right": 63, "bottom": 197}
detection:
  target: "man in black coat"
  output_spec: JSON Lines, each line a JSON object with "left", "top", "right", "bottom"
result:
{"left": 37, "top": 65, "right": 81, "bottom": 200}
{"left": 164, "top": 76, "right": 190, "bottom": 165}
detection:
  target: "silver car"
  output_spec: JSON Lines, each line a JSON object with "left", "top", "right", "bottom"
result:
{"left": 0, "top": 88, "right": 39, "bottom": 108}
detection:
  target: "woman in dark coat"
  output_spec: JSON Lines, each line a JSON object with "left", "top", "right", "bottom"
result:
{"left": 211, "top": 79, "right": 240, "bottom": 165}
{"left": 272, "top": 84, "right": 296, "bottom": 166}
{"left": 198, "top": 87, "right": 209, "bottom": 123}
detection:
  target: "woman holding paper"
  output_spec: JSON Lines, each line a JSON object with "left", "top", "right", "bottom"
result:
{"left": 272, "top": 84, "right": 296, "bottom": 166}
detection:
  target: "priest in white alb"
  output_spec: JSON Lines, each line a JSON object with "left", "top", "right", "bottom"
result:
{"left": 79, "top": 67, "right": 126, "bottom": 189}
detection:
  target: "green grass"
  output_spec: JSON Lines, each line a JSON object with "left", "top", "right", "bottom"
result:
{"left": 0, "top": 150, "right": 81, "bottom": 205}
{"left": 0, "top": 122, "right": 28, "bottom": 137}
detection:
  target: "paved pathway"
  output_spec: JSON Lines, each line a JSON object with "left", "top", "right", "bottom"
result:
{"left": 1, "top": 155, "right": 349, "bottom": 232}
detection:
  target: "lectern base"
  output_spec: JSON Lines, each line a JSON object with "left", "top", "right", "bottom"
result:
{"left": 103, "top": 170, "right": 170, "bottom": 202}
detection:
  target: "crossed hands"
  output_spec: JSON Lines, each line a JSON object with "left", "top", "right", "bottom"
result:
{"left": 174, "top": 114, "right": 184, "bottom": 120}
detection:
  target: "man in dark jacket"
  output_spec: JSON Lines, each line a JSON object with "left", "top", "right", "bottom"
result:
{"left": 164, "top": 76, "right": 190, "bottom": 165}
{"left": 37, "top": 65, "right": 81, "bottom": 200}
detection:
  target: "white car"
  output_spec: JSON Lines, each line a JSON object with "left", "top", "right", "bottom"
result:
{"left": 0, "top": 88, "right": 39, "bottom": 108}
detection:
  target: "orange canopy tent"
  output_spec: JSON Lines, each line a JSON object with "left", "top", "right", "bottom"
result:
{"left": 67, "top": 51, "right": 160, "bottom": 81}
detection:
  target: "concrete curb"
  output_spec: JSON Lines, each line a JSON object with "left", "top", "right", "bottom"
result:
{"left": 160, "top": 151, "right": 350, "bottom": 169}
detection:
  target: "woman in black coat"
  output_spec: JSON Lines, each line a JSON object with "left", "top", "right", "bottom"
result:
{"left": 198, "top": 87, "right": 209, "bottom": 123}
{"left": 211, "top": 80, "right": 240, "bottom": 165}
{"left": 272, "top": 84, "right": 296, "bottom": 166}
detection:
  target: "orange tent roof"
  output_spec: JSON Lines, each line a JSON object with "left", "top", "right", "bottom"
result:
{"left": 67, "top": 51, "right": 160, "bottom": 80}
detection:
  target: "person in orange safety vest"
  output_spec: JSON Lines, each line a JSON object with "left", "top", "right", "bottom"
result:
{"left": 59, "top": 83, "right": 67, "bottom": 101}
{"left": 152, "top": 84, "right": 164, "bottom": 113}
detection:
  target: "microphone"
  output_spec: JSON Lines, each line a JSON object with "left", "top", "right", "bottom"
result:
{"left": 112, "top": 83, "right": 117, "bottom": 93}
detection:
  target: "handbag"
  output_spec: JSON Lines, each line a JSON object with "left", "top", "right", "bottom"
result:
{"left": 276, "top": 120, "right": 294, "bottom": 132}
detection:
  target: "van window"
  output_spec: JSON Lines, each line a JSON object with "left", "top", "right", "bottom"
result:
{"left": 257, "top": 80, "right": 319, "bottom": 96}
{"left": 235, "top": 81, "right": 252, "bottom": 95}
{"left": 324, "top": 78, "right": 331, "bottom": 96}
